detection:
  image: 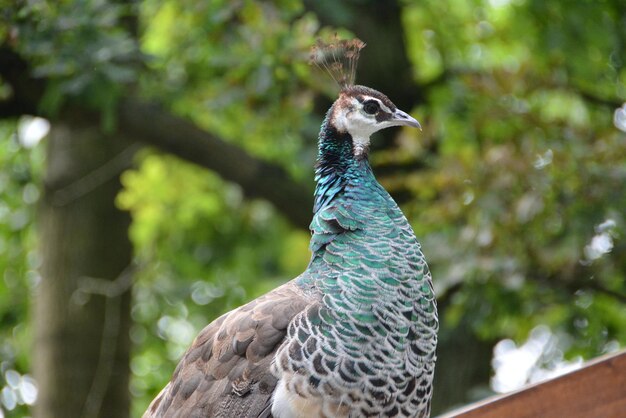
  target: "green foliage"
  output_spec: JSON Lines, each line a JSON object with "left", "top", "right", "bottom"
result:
{"left": 138, "top": 0, "right": 325, "bottom": 175}
{"left": 0, "top": 120, "right": 44, "bottom": 418}
{"left": 5, "top": 0, "right": 143, "bottom": 128}
{"left": 400, "top": 0, "right": 626, "bottom": 357}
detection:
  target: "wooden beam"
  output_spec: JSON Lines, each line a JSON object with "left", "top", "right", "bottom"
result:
{"left": 438, "top": 350, "right": 626, "bottom": 418}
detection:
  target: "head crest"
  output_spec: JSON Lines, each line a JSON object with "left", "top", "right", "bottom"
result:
{"left": 309, "top": 36, "right": 366, "bottom": 89}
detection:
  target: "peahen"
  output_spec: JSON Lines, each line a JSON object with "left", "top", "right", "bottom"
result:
{"left": 144, "top": 39, "right": 438, "bottom": 418}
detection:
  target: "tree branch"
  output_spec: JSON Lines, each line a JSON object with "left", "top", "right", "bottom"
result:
{"left": 118, "top": 99, "right": 313, "bottom": 229}
{"left": 572, "top": 87, "right": 623, "bottom": 109}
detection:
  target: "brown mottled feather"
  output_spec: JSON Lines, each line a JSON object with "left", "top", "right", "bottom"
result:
{"left": 143, "top": 281, "right": 314, "bottom": 418}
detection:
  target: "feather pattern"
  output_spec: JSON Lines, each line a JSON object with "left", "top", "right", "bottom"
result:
{"left": 144, "top": 39, "right": 437, "bottom": 418}
{"left": 144, "top": 282, "right": 314, "bottom": 418}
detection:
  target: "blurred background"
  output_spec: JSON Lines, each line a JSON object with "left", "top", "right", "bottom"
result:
{"left": 1, "top": 0, "right": 625, "bottom": 417}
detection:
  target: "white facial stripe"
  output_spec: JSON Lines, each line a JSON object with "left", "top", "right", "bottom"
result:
{"left": 361, "top": 95, "right": 393, "bottom": 115}
{"left": 347, "top": 97, "right": 375, "bottom": 156}
{"left": 331, "top": 96, "right": 398, "bottom": 156}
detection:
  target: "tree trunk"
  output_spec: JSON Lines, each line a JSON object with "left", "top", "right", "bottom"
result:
{"left": 33, "top": 118, "right": 134, "bottom": 418}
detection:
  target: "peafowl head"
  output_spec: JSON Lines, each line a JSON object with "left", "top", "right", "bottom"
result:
{"left": 311, "top": 38, "right": 421, "bottom": 158}
{"left": 328, "top": 85, "right": 421, "bottom": 156}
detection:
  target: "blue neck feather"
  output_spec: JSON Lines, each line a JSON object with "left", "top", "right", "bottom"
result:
{"left": 313, "top": 110, "right": 378, "bottom": 214}
{"left": 313, "top": 111, "right": 357, "bottom": 213}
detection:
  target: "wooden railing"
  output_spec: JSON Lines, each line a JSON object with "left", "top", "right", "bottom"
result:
{"left": 438, "top": 349, "right": 626, "bottom": 418}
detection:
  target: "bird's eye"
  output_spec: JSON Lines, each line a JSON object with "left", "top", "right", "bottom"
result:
{"left": 363, "top": 100, "right": 380, "bottom": 115}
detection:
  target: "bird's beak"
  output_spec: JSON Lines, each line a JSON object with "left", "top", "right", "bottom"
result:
{"left": 391, "top": 109, "right": 422, "bottom": 130}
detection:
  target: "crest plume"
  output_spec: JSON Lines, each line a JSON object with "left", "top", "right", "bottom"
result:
{"left": 310, "top": 36, "right": 366, "bottom": 89}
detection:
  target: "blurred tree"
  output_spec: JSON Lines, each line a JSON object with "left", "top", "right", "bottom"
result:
{"left": 2, "top": 2, "right": 138, "bottom": 416}
{"left": 34, "top": 122, "right": 133, "bottom": 418}
{"left": 1, "top": 0, "right": 625, "bottom": 417}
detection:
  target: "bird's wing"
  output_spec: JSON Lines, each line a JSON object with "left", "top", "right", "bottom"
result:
{"left": 143, "top": 280, "right": 313, "bottom": 418}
